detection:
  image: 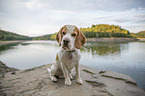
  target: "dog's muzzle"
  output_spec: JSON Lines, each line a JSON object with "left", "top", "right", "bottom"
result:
{"left": 63, "top": 38, "right": 70, "bottom": 45}
{"left": 62, "top": 38, "right": 71, "bottom": 50}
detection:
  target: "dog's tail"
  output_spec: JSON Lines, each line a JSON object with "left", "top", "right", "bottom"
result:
{"left": 47, "top": 68, "right": 51, "bottom": 74}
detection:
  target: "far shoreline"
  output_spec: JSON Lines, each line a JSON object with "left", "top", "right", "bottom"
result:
{"left": 0, "top": 41, "right": 25, "bottom": 46}
{"left": 87, "top": 37, "right": 139, "bottom": 42}
{"left": 0, "top": 37, "right": 143, "bottom": 46}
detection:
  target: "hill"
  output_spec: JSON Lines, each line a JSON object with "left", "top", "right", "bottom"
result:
{"left": 80, "top": 24, "right": 132, "bottom": 38}
{"left": 131, "top": 31, "right": 145, "bottom": 38}
{"left": 0, "top": 29, "right": 32, "bottom": 41}
{"left": 33, "top": 24, "right": 133, "bottom": 40}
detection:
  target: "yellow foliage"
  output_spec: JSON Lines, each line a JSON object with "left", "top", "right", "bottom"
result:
{"left": 50, "top": 34, "right": 56, "bottom": 40}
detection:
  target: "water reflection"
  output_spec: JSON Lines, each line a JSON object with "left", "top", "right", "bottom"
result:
{"left": 82, "top": 42, "right": 125, "bottom": 56}
{"left": 21, "top": 41, "right": 58, "bottom": 46}
{"left": 0, "top": 43, "right": 20, "bottom": 53}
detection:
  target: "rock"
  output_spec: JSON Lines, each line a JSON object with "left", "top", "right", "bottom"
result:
{"left": 0, "top": 61, "right": 19, "bottom": 78}
{"left": 0, "top": 64, "right": 145, "bottom": 96}
{"left": 99, "top": 70, "right": 107, "bottom": 74}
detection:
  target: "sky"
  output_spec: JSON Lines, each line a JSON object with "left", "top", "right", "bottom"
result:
{"left": 0, "top": 0, "right": 145, "bottom": 36}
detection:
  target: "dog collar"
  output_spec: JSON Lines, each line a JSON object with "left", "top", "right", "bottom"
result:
{"left": 68, "top": 50, "right": 76, "bottom": 52}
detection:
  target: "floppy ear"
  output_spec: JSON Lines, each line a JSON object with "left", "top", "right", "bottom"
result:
{"left": 75, "top": 30, "right": 87, "bottom": 49}
{"left": 56, "top": 28, "right": 63, "bottom": 46}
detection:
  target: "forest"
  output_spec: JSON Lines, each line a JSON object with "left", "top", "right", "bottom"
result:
{"left": 80, "top": 24, "right": 131, "bottom": 38}
{"left": 0, "top": 29, "right": 32, "bottom": 41}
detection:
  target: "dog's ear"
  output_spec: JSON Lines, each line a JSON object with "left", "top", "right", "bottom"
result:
{"left": 56, "top": 28, "right": 63, "bottom": 46}
{"left": 56, "top": 33, "right": 61, "bottom": 46}
{"left": 56, "top": 25, "right": 67, "bottom": 46}
{"left": 75, "top": 29, "right": 87, "bottom": 49}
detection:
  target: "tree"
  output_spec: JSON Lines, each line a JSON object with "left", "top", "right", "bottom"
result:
{"left": 0, "top": 33, "right": 6, "bottom": 40}
{"left": 91, "top": 25, "right": 95, "bottom": 28}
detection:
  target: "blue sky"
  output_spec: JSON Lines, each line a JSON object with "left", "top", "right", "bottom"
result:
{"left": 0, "top": 0, "right": 145, "bottom": 36}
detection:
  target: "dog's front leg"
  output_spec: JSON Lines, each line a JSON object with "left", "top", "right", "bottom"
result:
{"left": 75, "top": 63, "right": 83, "bottom": 85}
{"left": 61, "top": 63, "right": 71, "bottom": 85}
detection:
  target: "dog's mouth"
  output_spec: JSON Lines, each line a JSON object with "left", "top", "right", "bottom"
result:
{"left": 63, "top": 45, "right": 70, "bottom": 51}
{"left": 62, "top": 45, "right": 74, "bottom": 52}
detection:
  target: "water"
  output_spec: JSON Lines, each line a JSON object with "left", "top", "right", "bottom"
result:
{"left": 0, "top": 40, "right": 145, "bottom": 90}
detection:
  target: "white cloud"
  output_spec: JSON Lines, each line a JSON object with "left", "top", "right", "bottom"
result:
{"left": 25, "top": 0, "right": 45, "bottom": 10}
{"left": 0, "top": 0, "right": 145, "bottom": 36}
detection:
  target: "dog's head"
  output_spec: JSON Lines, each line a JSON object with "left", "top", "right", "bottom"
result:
{"left": 56, "top": 25, "right": 86, "bottom": 51}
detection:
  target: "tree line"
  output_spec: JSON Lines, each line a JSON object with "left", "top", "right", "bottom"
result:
{"left": 32, "top": 33, "right": 56, "bottom": 40}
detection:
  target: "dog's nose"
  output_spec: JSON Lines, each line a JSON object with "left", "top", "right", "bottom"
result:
{"left": 63, "top": 38, "right": 70, "bottom": 44}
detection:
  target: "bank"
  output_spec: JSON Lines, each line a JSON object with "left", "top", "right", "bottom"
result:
{"left": 87, "top": 38, "right": 139, "bottom": 42}
{"left": 0, "top": 61, "right": 145, "bottom": 96}
{"left": 0, "top": 41, "right": 24, "bottom": 46}
{"left": 0, "top": 38, "right": 139, "bottom": 45}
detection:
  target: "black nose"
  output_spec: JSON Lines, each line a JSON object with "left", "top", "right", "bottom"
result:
{"left": 63, "top": 38, "right": 70, "bottom": 44}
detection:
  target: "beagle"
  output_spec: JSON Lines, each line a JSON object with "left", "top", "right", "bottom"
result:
{"left": 47, "top": 25, "right": 86, "bottom": 85}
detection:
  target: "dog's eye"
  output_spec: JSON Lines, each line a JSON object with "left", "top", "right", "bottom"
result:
{"left": 62, "top": 32, "right": 66, "bottom": 35}
{"left": 71, "top": 33, "right": 76, "bottom": 36}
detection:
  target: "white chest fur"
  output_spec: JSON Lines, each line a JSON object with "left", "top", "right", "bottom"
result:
{"left": 60, "top": 50, "right": 81, "bottom": 70}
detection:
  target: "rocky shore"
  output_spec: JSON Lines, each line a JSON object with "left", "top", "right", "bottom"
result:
{"left": 0, "top": 62, "right": 145, "bottom": 96}
{"left": 87, "top": 38, "right": 139, "bottom": 42}
{"left": 0, "top": 61, "right": 18, "bottom": 78}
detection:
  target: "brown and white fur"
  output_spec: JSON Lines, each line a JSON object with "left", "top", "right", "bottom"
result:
{"left": 47, "top": 25, "right": 86, "bottom": 85}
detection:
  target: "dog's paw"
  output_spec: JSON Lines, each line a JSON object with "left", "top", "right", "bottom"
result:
{"left": 50, "top": 76, "right": 57, "bottom": 82}
{"left": 69, "top": 74, "right": 73, "bottom": 80}
{"left": 47, "top": 68, "right": 51, "bottom": 73}
{"left": 65, "top": 78, "right": 72, "bottom": 86}
{"left": 77, "top": 79, "right": 83, "bottom": 85}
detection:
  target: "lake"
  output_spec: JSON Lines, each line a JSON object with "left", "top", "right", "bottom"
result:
{"left": 0, "top": 40, "right": 145, "bottom": 90}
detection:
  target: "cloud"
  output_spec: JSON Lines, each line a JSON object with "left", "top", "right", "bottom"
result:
{"left": 133, "top": 14, "right": 145, "bottom": 23}
{"left": 25, "top": 0, "right": 46, "bottom": 10}
{"left": 0, "top": 0, "right": 145, "bottom": 36}
{"left": 22, "top": 0, "right": 145, "bottom": 11}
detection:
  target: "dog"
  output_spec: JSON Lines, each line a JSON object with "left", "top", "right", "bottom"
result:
{"left": 47, "top": 25, "right": 86, "bottom": 85}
